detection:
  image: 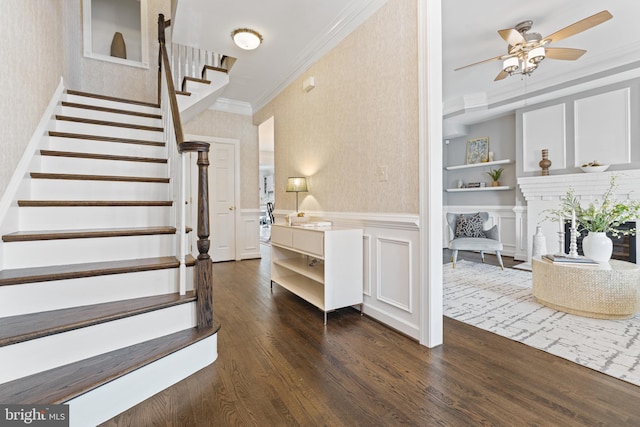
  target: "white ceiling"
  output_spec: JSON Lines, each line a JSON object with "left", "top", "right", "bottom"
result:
{"left": 172, "top": 0, "right": 640, "bottom": 131}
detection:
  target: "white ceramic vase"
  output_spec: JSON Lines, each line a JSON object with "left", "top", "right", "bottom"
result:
{"left": 582, "top": 231, "right": 613, "bottom": 263}
{"left": 532, "top": 226, "right": 546, "bottom": 258}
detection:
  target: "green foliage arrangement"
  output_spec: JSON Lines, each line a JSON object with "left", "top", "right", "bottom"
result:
{"left": 545, "top": 176, "right": 640, "bottom": 237}
{"left": 486, "top": 167, "right": 504, "bottom": 181}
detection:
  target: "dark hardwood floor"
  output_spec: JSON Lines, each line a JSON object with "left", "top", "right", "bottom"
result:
{"left": 102, "top": 246, "right": 640, "bottom": 426}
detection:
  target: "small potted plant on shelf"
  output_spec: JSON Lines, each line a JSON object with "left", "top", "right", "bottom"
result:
{"left": 486, "top": 167, "right": 503, "bottom": 187}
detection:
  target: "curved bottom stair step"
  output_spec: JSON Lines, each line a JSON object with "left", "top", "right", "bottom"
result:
{"left": 0, "top": 323, "right": 220, "bottom": 404}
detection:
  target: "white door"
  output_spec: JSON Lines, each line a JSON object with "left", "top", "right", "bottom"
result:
{"left": 210, "top": 142, "right": 236, "bottom": 261}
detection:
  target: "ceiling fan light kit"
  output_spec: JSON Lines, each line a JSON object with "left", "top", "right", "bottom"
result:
{"left": 456, "top": 10, "right": 613, "bottom": 81}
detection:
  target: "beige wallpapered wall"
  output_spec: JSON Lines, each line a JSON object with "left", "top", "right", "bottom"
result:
{"left": 185, "top": 110, "right": 259, "bottom": 209}
{"left": 64, "top": 0, "right": 170, "bottom": 104}
{"left": 253, "top": 0, "right": 419, "bottom": 214}
{"left": 0, "top": 0, "right": 65, "bottom": 197}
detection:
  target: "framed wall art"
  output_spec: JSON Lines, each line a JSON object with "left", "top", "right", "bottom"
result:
{"left": 466, "top": 137, "right": 489, "bottom": 164}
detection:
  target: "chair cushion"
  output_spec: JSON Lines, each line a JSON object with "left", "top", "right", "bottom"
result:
{"left": 454, "top": 213, "right": 486, "bottom": 238}
{"left": 448, "top": 237, "right": 503, "bottom": 251}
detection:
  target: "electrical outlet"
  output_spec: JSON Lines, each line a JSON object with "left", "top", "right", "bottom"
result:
{"left": 377, "top": 165, "right": 388, "bottom": 182}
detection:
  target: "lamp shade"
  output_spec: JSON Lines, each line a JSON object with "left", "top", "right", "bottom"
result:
{"left": 286, "top": 177, "right": 308, "bottom": 193}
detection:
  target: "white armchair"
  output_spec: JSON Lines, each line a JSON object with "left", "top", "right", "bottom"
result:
{"left": 447, "top": 212, "right": 504, "bottom": 270}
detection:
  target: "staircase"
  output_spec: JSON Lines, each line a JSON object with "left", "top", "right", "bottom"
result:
{"left": 0, "top": 89, "right": 220, "bottom": 426}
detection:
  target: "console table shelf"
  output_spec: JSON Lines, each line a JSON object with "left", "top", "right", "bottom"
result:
{"left": 445, "top": 186, "right": 514, "bottom": 193}
{"left": 270, "top": 224, "right": 363, "bottom": 324}
{"left": 445, "top": 159, "right": 513, "bottom": 171}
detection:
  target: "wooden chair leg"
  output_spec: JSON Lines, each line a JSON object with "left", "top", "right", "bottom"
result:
{"left": 452, "top": 250, "right": 458, "bottom": 268}
{"left": 496, "top": 250, "right": 504, "bottom": 270}
{"left": 480, "top": 251, "right": 485, "bottom": 263}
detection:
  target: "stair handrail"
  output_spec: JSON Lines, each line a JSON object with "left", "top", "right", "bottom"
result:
{"left": 157, "top": 13, "right": 213, "bottom": 329}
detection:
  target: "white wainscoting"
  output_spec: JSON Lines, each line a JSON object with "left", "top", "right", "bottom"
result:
{"left": 522, "top": 103, "right": 566, "bottom": 172}
{"left": 273, "top": 211, "right": 421, "bottom": 339}
{"left": 443, "top": 206, "right": 519, "bottom": 258}
{"left": 238, "top": 209, "right": 261, "bottom": 260}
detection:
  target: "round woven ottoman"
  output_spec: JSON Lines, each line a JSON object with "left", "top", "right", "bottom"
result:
{"left": 532, "top": 258, "right": 640, "bottom": 319}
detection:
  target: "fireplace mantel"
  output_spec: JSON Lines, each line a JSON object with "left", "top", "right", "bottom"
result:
{"left": 518, "top": 169, "right": 640, "bottom": 202}
{"left": 517, "top": 169, "right": 640, "bottom": 262}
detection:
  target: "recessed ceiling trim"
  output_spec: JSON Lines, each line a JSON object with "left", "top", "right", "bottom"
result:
{"left": 252, "top": 0, "right": 388, "bottom": 112}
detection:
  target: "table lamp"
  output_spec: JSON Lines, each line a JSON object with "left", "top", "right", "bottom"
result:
{"left": 286, "top": 177, "right": 308, "bottom": 212}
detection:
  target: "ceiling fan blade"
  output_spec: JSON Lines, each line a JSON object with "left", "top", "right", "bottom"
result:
{"left": 545, "top": 47, "right": 587, "bottom": 61}
{"left": 494, "top": 70, "right": 509, "bottom": 81}
{"left": 543, "top": 10, "right": 612, "bottom": 44}
{"left": 498, "top": 28, "right": 526, "bottom": 46}
{"left": 455, "top": 53, "right": 510, "bottom": 71}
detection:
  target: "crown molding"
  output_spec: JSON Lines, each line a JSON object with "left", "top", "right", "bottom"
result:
{"left": 252, "top": 0, "right": 388, "bottom": 112}
{"left": 209, "top": 97, "right": 253, "bottom": 116}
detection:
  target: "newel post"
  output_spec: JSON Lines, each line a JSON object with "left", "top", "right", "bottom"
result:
{"left": 180, "top": 142, "right": 213, "bottom": 328}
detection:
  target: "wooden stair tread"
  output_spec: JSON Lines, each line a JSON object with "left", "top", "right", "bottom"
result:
{"left": 48, "top": 131, "right": 165, "bottom": 147}
{"left": 40, "top": 149, "right": 167, "bottom": 164}
{"left": 61, "top": 101, "right": 163, "bottom": 119}
{"left": 0, "top": 291, "right": 198, "bottom": 347}
{"left": 17, "top": 200, "right": 173, "bottom": 207}
{"left": 175, "top": 90, "right": 191, "bottom": 96}
{"left": 0, "top": 324, "right": 219, "bottom": 404}
{"left": 30, "top": 172, "right": 170, "bottom": 183}
{"left": 202, "top": 64, "right": 228, "bottom": 76}
{"left": 66, "top": 90, "right": 160, "bottom": 109}
{"left": 55, "top": 115, "right": 164, "bottom": 133}
{"left": 0, "top": 255, "right": 196, "bottom": 287}
{"left": 2, "top": 226, "right": 177, "bottom": 242}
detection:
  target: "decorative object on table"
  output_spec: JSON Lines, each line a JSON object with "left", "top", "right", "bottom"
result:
{"left": 466, "top": 136, "right": 489, "bottom": 164}
{"left": 539, "top": 149, "right": 551, "bottom": 176}
{"left": 488, "top": 152, "right": 494, "bottom": 162}
{"left": 486, "top": 167, "right": 504, "bottom": 187}
{"left": 457, "top": 179, "right": 463, "bottom": 189}
{"left": 568, "top": 209, "right": 579, "bottom": 257}
{"left": 531, "top": 226, "right": 546, "bottom": 258}
{"left": 110, "top": 32, "right": 127, "bottom": 59}
{"left": 466, "top": 182, "right": 482, "bottom": 188}
{"left": 580, "top": 161, "right": 610, "bottom": 173}
{"left": 555, "top": 213, "right": 565, "bottom": 255}
{"left": 542, "top": 254, "right": 598, "bottom": 266}
{"left": 285, "top": 176, "right": 308, "bottom": 212}
{"left": 543, "top": 175, "right": 640, "bottom": 263}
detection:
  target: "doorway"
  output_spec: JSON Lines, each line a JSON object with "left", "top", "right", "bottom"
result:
{"left": 258, "top": 116, "right": 275, "bottom": 243}
{"left": 186, "top": 135, "right": 240, "bottom": 262}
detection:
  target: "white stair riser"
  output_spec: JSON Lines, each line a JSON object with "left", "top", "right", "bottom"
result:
{"left": 55, "top": 121, "right": 164, "bottom": 142}
{"left": 46, "top": 136, "right": 167, "bottom": 159}
{"left": 0, "top": 302, "right": 196, "bottom": 383}
{"left": 58, "top": 106, "right": 163, "bottom": 129}
{"left": 64, "top": 93, "right": 160, "bottom": 116}
{"left": 3, "top": 234, "right": 176, "bottom": 269}
{"left": 19, "top": 206, "right": 172, "bottom": 230}
{"left": 202, "top": 68, "right": 230, "bottom": 89}
{"left": 0, "top": 267, "right": 194, "bottom": 317}
{"left": 38, "top": 156, "right": 168, "bottom": 178}
{"left": 183, "top": 80, "right": 211, "bottom": 95}
{"left": 30, "top": 179, "right": 170, "bottom": 200}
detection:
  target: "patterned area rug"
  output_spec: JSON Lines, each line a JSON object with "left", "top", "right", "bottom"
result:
{"left": 444, "top": 260, "right": 640, "bottom": 387}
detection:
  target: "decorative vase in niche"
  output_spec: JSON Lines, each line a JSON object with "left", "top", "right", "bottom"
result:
{"left": 110, "top": 32, "right": 127, "bottom": 59}
{"left": 582, "top": 231, "right": 612, "bottom": 263}
{"left": 539, "top": 149, "right": 551, "bottom": 176}
{"left": 532, "top": 226, "right": 546, "bottom": 258}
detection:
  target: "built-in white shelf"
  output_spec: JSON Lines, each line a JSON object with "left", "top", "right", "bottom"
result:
{"left": 445, "top": 159, "right": 514, "bottom": 171}
{"left": 445, "top": 186, "right": 514, "bottom": 193}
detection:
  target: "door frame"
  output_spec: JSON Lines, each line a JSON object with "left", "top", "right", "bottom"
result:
{"left": 185, "top": 134, "right": 241, "bottom": 260}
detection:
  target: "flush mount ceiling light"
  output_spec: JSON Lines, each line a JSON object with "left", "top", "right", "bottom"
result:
{"left": 231, "top": 28, "right": 263, "bottom": 50}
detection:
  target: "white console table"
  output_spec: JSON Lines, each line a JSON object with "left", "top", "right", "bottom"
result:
{"left": 270, "top": 224, "right": 363, "bottom": 324}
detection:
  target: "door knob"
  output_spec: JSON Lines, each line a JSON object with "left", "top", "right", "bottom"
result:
{"left": 229, "top": 206, "right": 235, "bottom": 211}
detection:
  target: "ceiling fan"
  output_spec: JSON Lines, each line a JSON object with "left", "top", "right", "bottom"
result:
{"left": 455, "top": 10, "right": 612, "bottom": 81}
